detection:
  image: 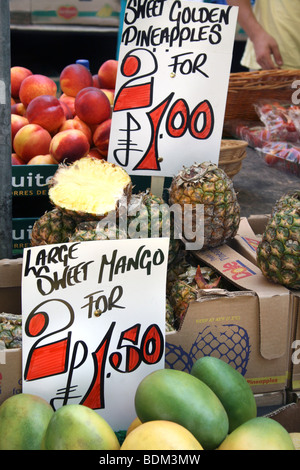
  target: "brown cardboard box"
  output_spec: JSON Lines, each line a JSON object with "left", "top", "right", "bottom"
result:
{"left": 230, "top": 215, "right": 300, "bottom": 393}
{"left": 30, "top": 0, "right": 121, "bottom": 26}
{"left": 229, "top": 215, "right": 270, "bottom": 266}
{"left": 165, "top": 243, "right": 291, "bottom": 394}
{"left": 0, "top": 258, "right": 23, "bottom": 404}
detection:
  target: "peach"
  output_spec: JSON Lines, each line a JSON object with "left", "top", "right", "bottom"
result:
{"left": 11, "top": 153, "right": 26, "bottom": 165}
{"left": 60, "top": 100, "right": 73, "bottom": 119}
{"left": 59, "top": 93, "right": 76, "bottom": 116}
{"left": 101, "top": 88, "right": 115, "bottom": 106}
{"left": 97, "top": 59, "right": 118, "bottom": 89}
{"left": 27, "top": 154, "right": 58, "bottom": 165}
{"left": 11, "top": 114, "right": 29, "bottom": 143}
{"left": 13, "top": 123, "right": 52, "bottom": 163}
{"left": 59, "top": 117, "right": 92, "bottom": 145}
{"left": 87, "top": 147, "right": 107, "bottom": 160}
{"left": 93, "top": 119, "right": 111, "bottom": 155}
{"left": 10, "top": 66, "right": 33, "bottom": 99}
{"left": 74, "top": 87, "right": 111, "bottom": 126}
{"left": 11, "top": 102, "right": 26, "bottom": 116}
{"left": 59, "top": 63, "right": 93, "bottom": 97}
{"left": 19, "top": 74, "right": 57, "bottom": 108}
{"left": 26, "top": 94, "right": 66, "bottom": 134}
{"left": 49, "top": 129, "right": 90, "bottom": 163}
{"left": 92, "top": 74, "right": 101, "bottom": 88}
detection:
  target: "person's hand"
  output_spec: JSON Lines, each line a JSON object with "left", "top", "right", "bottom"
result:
{"left": 252, "top": 30, "right": 283, "bottom": 70}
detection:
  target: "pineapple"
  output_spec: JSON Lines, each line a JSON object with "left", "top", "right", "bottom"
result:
{"left": 168, "top": 161, "right": 240, "bottom": 250}
{"left": 48, "top": 157, "right": 132, "bottom": 222}
{"left": 31, "top": 208, "right": 77, "bottom": 246}
{"left": 126, "top": 190, "right": 180, "bottom": 264}
{"left": 0, "top": 313, "right": 22, "bottom": 349}
{"left": 69, "top": 220, "right": 128, "bottom": 242}
{"left": 257, "top": 190, "right": 300, "bottom": 289}
{"left": 168, "top": 264, "right": 221, "bottom": 326}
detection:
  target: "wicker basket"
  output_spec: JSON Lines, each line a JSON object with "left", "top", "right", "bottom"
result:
{"left": 219, "top": 139, "right": 248, "bottom": 178}
{"left": 224, "top": 69, "right": 300, "bottom": 123}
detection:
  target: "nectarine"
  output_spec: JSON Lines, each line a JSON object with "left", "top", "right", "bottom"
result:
{"left": 59, "top": 93, "right": 76, "bottom": 116}
{"left": 97, "top": 60, "right": 118, "bottom": 89}
{"left": 26, "top": 95, "right": 66, "bottom": 134}
{"left": 11, "top": 153, "right": 26, "bottom": 165}
{"left": 49, "top": 129, "right": 90, "bottom": 163}
{"left": 60, "top": 63, "right": 93, "bottom": 97}
{"left": 74, "top": 87, "right": 111, "bottom": 126}
{"left": 13, "top": 123, "right": 52, "bottom": 162}
{"left": 11, "top": 114, "right": 29, "bottom": 144}
{"left": 93, "top": 119, "right": 111, "bottom": 155}
{"left": 27, "top": 154, "right": 58, "bottom": 165}
{"left": 10, "top": 66, "right": 33, "bottom": 99}
{"left": 19, "top": 74, "right": 57, "bottom": 108}
{"left": 59, "top": 117, "right": 92, "bottom": 145}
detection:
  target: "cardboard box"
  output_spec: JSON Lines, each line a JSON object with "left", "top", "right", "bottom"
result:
{"left": 231, "top": 215, "right": 300, "bottom": 393}
{"left": 12, "top": 164, "right": 57, "bottom": 198}
{"left": 31, "top": 0, "right": 121, "bottom": 26}
{"left": 0, "top": 258, "right": 23, "bottom": 404}
{"left": 289, "top": 291, "right": 300, "bottom": 390}
{"left": 165, "top": 243, "right": 292, "bottom": 394}
{"left": 10, "top": 0, "right": 31, "bottom": 24}
{"left": 229, "top": 214, "right": 270, "bottom": 266}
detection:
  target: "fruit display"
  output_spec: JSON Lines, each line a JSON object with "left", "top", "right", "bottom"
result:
{"left": 256, "top": 190, "right": 300, "bottom": 290}
{"left": 168, "top": 161, "right": 241, "bottom": 250}
{"left": 0, "top": 313, "right": 22, "bottom": 349}
{"left": 0, "top": 357, "right": 295, "bottom": 450}
{"left": 224, "top": 100, "right": 300, "bottom": 176}
{"left": 10, "top": 60, "right": 117, "bottom": 165}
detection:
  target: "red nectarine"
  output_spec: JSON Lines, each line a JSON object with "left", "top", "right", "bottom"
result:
{"left": 13, "top": 123, "right": 52, "bottom": 162}
{"left": 60, "top": 63, "right": 93, "bottom": 97}
{"left": 10, "top": 66, "right": 33, "bottom": 99}
{"left": 93, "top": 119, "right": 111, "bottom": 155}
{"left": 26, "top": 95, "right": 66, "bottom": 134}
{"left": 27, "top": 154, "right": 58, "bottom": 165}
{"left": 59, "top": 117, "right": 92, "bottom": 145}
{"left": 97, "top": 60, "right": 118, "bottom": 89}
{"left": 74, "top": 87, "right": 111, "bottom": 126}
{"left": 11, "top": 114, "right": 29, "bottom": 144}
{"left": 49, "top": 129, "right": 90, "bottom": 163}
{"left": 19, "top": 74, "right": 57, "bottom": 107}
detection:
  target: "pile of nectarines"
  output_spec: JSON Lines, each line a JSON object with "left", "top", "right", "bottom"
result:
{"left": 10, "top": 59, "right": 118, "bottom": 166}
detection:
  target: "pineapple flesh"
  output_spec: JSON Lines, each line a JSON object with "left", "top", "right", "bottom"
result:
{"left": 48, "top": 157, "right": 132, "bottom": 222}
{"left": 168, "top": 161, "right": 240, "bottom": 250}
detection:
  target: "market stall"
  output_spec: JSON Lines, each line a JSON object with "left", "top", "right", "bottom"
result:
{"left": 1, "top": 0, "right": 300, "bottom": 452}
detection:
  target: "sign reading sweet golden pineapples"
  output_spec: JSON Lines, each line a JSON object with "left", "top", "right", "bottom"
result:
{"left": 108, "top": 0, "right": 238, "bottom": 176}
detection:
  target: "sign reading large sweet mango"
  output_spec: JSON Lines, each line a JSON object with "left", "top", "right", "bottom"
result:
{"left": 21, "top": 238, "right": 169, "bottom": 431}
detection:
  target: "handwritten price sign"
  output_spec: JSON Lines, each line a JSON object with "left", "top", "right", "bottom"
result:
{"left": 21, "top": 238, "right": 169, "bottom": 430}
{"left": 108, "top": 0, "right": 238, "bottom": 176}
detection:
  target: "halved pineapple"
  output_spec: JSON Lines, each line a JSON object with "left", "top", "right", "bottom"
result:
{"left": 48, "top": 157, "right": 132, "bottom": 222}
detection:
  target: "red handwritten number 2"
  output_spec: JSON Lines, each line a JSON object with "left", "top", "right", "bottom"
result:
{"left": 113, "top": 48, "right": 214, "bottom": 171}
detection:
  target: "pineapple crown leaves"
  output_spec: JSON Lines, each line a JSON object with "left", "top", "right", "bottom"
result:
{"left": 171, "top": 161, "right": 220, "bottom": 186}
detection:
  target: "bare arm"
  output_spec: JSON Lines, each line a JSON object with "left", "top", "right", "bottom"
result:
{"left": 227, "top": 0, "right": 283, "bottom": 69}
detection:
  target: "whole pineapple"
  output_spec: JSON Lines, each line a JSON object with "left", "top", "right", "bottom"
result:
{"left": 257, "top": 190, "right": 300, "bottom": 289}
{"left": 31, "top": 208, "right": 77, "bottom": 246}
{"left": 0, "top": 313, "right": 22, "bottom": 349}
{"left": 168, "top": 161, "right": 240, "bottom": 251}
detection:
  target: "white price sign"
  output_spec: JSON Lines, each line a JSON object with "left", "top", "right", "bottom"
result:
{"left": 108, "top": 0, "right": 238, "bottom": 176}
{"left": 21, "top": 238, "right": 169, "bottom": 430}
